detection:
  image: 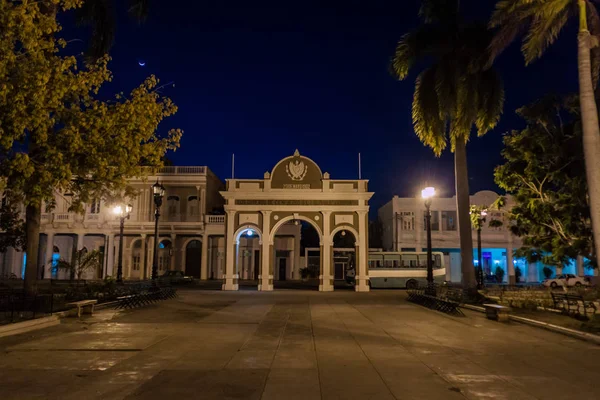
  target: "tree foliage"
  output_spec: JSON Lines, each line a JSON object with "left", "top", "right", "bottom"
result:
{"left": 391, "top": 0, "right": 505, "bottom": 154}
{"left": 494, "top": 95, "right": 593, "bottom": 267}
{"left": 488, "top": 0, "right": 600, "bottom": 86}
{"left": 0, "top": 0, "right": 181, "bottom": 292}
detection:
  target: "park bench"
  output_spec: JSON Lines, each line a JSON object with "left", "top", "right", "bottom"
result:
{"left": 483, "top": 304, "right": 510, "bottom": 322}
{"left": 407, "top": 285, "right": 463, "bottom": 315}
{"left": 66, "top": 299, "right": 97, "bottom": 318}
{"left": 551, "top": 292, "right": 596, "bottom": 318}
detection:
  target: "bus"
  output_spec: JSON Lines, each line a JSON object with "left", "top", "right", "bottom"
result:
{"left": 368, "top": 251, "right": 446, "bottom": 289}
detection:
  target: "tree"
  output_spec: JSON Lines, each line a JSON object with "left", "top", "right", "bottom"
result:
{"left": 0, "top": 1, "right": 182, "bottom": 294}
{"left": 55, "top": 248, "right": 102, "bottom": 281}
{"left": 76, "top": 0, "right": 150, "bottom": 60}
{"left": 488, "top": 0, "right": 600, "bottom": 272}
{"left": 494, "top": 95, "right": 593, "bottom": 268}
{"left": 390, "top": 0, "right": 505, "bottom": 289}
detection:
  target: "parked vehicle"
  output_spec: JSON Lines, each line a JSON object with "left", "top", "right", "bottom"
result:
{"left": 542, "top": 274, "right": 590, "bottom": 288}
{"left": 158, "top": 270, "right": 194, "bottom": 285}
{"left": 368, "top": 251, "right": 446, "bottom": 289}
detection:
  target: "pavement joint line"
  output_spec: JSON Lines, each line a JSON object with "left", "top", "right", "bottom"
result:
{"left": 259, "top": 304, "right": 291, "bottom": 400}
{"left": 460, "top": 304, "right": 600, "bottom": 345}
{"left": 309, "top": 297, "right": 324, "bottom": 400}
{"left": 332, "top": 300, "right": 400, "bottom": 400}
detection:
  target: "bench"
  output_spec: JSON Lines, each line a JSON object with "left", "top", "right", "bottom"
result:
{"left": 66, "top": 299, "right": 98, "bottom": 318}
{"left": 551, "top": 292, "right": 596, "bottom": 318}
{"left": 407, "top": 285, "right": 463, "bottom": 315}
{"left": 483, "top": 304, "right": 510, "bottom": 322}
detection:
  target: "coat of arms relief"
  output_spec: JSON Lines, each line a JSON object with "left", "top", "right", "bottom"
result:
{"left": 285, "top": 149, "right": 308, "bottom": 181}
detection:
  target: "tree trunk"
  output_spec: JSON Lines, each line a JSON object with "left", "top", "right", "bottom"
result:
{"left": 24, "top": 202, "right": 41, "bottom": 295}
{"left": 578, "top": 22, "right": 600, "bottom": 269}
{"left": 454, "top": 140, "right": 477, "bottom": 288}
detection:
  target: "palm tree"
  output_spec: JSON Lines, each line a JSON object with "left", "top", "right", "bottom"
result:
{"left": 55, "top": 249, "right": 102, "bottom": 281}
{"left": 488, "top": 0, "right": 600, "bottom": 270}
{"left": 75, "top": 0, "right": 150, "bottom": 60}
{"left": 391, "top": 0, "right": 504, "bottom": 290}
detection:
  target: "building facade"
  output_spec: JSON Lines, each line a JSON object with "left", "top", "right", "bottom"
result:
{"left": 378, "top": 190, "right": 595, "bottom": 284}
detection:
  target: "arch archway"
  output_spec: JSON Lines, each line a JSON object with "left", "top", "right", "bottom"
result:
{"left": 332, "top": 228, "right": 358, "bottom": 287}
{"left": 185, "top": 240, "right": 202, "bottom": 278}
{"left": 234, "top": 225, "right": 262, "bottom": 286}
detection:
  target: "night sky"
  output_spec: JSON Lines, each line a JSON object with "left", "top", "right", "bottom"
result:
{"left": 66, "top": 1, "right": 579, "bottom": 215}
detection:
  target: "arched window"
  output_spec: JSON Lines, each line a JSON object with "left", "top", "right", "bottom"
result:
{"left": 187, "top": 196, "right": 199, "bottom": 217}
{"left": 167, "top": 196, "right": 179, "bottom": 219}
{"left": 131, "top": 240, "right": 142, "bottom": 271}
{"left": 158, "top": 239, "right": 172, "bottom": 271}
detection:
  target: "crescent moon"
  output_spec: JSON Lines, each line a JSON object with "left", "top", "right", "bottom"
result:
{"left": 138, "top": 61, "right": 146, "bottom": 67}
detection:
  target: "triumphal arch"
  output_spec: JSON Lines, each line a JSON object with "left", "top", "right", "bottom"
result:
{"left": 221, "top": 150, "right": 373, "bottom": 292}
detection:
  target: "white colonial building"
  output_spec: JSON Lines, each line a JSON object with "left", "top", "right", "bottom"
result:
{"left": 0, "top": 150, "right": 373, "bottom": 291}
{"left": 378, "top": 190, "right": 594, "bottom": 284}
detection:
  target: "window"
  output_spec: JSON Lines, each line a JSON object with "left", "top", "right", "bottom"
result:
{"left": 132, "top": 240, "right": 142, "bottom": 271}
{"left": 441, "top": 211, "right": 457, "bottom": 231}
{"left": 167, "top": 196, "right": 179, "bottom": 219}
{"left": 90, "top": 199, "right": 101, "bottom": 214}
{"left": 423, "top": 211, "right": 440, "bottom": 231}
{"left": 187, "top": 196, "right": 199, "bottom": 217}
{"left": 399, "top": 212, "right": 414, "bottom": 231}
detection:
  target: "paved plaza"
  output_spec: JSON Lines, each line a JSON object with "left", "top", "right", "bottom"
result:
{"left": 1, "top": 289, "right": 599, "bottom": 400}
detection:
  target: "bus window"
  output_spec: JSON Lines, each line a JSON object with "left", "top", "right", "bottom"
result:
{"left": 434, "top": 254, "right": 442, "bottom": 268}
{"left": 404, "top": 254, "right": 417, "bottom": 267}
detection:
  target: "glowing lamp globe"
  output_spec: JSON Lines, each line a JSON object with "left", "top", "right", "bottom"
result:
{"left": 421, "top": 187, "right": 435, "bottom": 199}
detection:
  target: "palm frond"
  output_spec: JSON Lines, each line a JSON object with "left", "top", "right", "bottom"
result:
{"left": 412, "top": 67, "right": 448, "bottom": 156}
{"left": 450, "top": 75, "right": 480, "bottom": 147}
{"left": 489, "top": 0, "right": 542, "bottom": 28}
{"left": 128, "top": 0, "right": 150, "bottom": 21}
{"left": 390, "top": 26, "right": 449, "bottom": 80}
{"left": 522, "top": 0, "right": 572, "bottom": 64}
{"left": 75, "top": 0, "right": 116, "bottom": 60}
{"left": 586, "top": 0, "right": 600, "bottom": 87}
{"left": 476, "top": 68, "right": 505, "bottom": 135}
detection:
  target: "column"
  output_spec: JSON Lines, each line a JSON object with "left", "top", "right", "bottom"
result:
{"left": 222, "top": 210, "right": 238, "bottom": 290}
{"left": 507, "top": 236, "right": 515, "bottom": 285}
{"left": 576, "top": 255, "right": 585, "bottom": 276}
{"left": 44, "top": 233, "right": 55, "bottom": 279}
{"left": 140, "top": 234, "right": 147, "bottom": 279}
{"left": 528, "top": 262, "right": 538, "bottom": 283}
{"left": 259, "top": 210, "right": 272, "bottom": 291}
{"left": 201, "top": 235, "right": 209, "bottom": 280}
{"left": 320, "top": 211, "right": 333, "bottom": 291}
{"left": 170, "top": 233, "right": 177, "bottom": 271}
{"left": 106, "top": 233, "right": 115, "bottom": 277}
{"left": 200, "top": 187, "right": 206, "bottom": 220}
{"left": 356, "top": 211, "right": 370, "bottom": 292}
{"left": 294, "top": 229, "right": 301, "bottom": 279}
{"left": 415, "top": 200, "right": 424, "bottom": 251}
{"left": 70, "top": 233, "right": 84, "bottom": 280}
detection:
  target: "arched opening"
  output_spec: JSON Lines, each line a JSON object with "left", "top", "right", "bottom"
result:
{"left": 332, "top": 228, "right": 357, "bottom": 289}
{"left": 185, "top": 240, "right": 202, "bottom": 278}
{"left": 158, "top": 239, "right": 172, "bottom": 272}
{"left": 272, "top": 219, "right": 321, "bottom": 290}
{"left": 131, "top": 240, "right": 143, "bottom": 279}
{"left": 235, "top": 227, "right": 261, "bottom": 289}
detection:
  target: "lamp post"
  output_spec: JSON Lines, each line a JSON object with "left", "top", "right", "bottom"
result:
{"left": 113, "top": 204, "right": 132, "bottom": 283}
{"left": 421, "top": 186, "right": 435, "bottom": 294}
{"left": 476, "top": 209, "right": 487, "bottom": 289}
{"left": 152, "top": 181, "right": 165, "bottom": 280}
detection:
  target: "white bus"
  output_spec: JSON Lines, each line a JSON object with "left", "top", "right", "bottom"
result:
{"left": 368, "top": 251, "right": 446, "bottom": 289}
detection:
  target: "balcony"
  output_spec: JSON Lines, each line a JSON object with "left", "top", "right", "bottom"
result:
{"left": 155, "top": 166, "right": 206, "bottom": 174}
{"left": 53, "top": 213, "right": 75, "bottom": 223}
{"left": 206, "top": 215, "right": 225, "bottom": 224}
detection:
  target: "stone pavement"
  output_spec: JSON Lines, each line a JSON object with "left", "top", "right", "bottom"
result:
{"left": 1, "top": 289, "right": 599, "bottom": 400}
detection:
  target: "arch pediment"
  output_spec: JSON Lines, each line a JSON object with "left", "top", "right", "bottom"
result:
{"left": 270, "top": 149, "right": 323, "bottom": 189}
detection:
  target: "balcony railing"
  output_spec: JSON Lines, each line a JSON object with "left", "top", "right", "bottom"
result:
{"left": 206, "top": 215, "right": 225, "bottom": 224}
{"left": 54, "top": 213, "right": 74, "bottom": 223}
{"left": 156, "top": 166, "right": 206, "bottom": 174}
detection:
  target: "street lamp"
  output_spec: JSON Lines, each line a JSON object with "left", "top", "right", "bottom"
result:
{"left": 113, "top": 203, "right": 133, "bottom": 283}
{"left": 151, "top": 181, "right": 166, "bottom": 280}
{"left": 421, "top": 186, "right": 435, "bottom": 293}
{"left": 475, "top": 208, "right": 488, "bottom": 289}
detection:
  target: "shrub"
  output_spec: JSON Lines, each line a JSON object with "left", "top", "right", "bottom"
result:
{"left": 543, "top": 266, "right": 553, "bottom": 279}
{"left": 300, "top": 268, "right": 310, "bottom": 279}
{"left": 515, "top": 266, "right": 522, "bottom": 283}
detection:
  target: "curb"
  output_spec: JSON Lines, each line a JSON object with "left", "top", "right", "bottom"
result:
{"left": 461, "top": 304, "right": 600, "bottom": 345}
{"left": 0, "top": 315, "right": 60, "bottom": 338}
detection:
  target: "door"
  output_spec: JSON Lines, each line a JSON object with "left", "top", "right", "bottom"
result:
{"left": 254, "top": 250, "right": 260, "bottom": 280}
{"left": 278, "top": 258, "right": 286, "bottom": 281}
{"left": 334, "top": 262, "right": 345, "bottom": 280}
{"left": 185, "top": 240, "right": 202, "bottom": 278}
